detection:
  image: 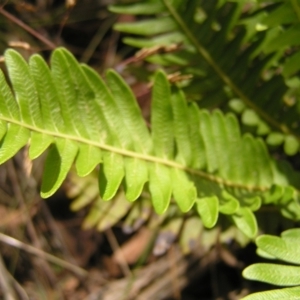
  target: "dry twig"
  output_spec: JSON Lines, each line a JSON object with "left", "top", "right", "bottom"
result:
{"left": 0, "top": 232, "right": 88, "bottom": 278}
{"left": 0, "top": 5, "right": 56, "bottom": 50}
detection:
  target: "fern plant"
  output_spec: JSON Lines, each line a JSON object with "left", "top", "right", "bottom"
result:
{"left": 0, "top": 47, "right": 299, "bottom": 241}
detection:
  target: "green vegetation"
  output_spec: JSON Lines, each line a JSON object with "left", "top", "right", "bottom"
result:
{"left": 1, "top": 0, "right": 300, "bottom": 298}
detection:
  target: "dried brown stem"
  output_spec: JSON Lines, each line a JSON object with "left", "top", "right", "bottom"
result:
{"left": 0, "top": 6, "right": 56, "bottom": 50}
{"left": 0, "top": 232, "right": 88, "bottom": 278}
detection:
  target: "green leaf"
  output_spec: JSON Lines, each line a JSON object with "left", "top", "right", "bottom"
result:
{"left": 224, "top": 114, "right": 243, "bottom": 183}
{"left": 211, "top": 110, "right": 231, "bottom": 179}
{"left": 51, "top": 49, "right": 89, "bottom": 137}
{"left": 171, "top": 87, "right": 192, "bottom": 165}
{"left": 256, "top": 120, "right": 270, "bottom": 136}
{"left": 99, "top": 152, "right": 124, "bottom": 201}
{"left": 114, "top": 17, "right": 177, "bottom": 36}
{"left": 105, "top": 70, "right": 152, "bottom": 153}
{"left": 171, "top": 169, "right": 196, "bottom": 212}
{"left": 41, "top": 139, "right": 78, "bottom": 198}
{"left": 196, "top": 196, "right": 219, "bottom": 228}
{"left": 266, "top": 132, "right": 285, "bottom": 146}
{"left": 280, "top": 198, "right": 300, "bottom": 220}
{"left": 29, "top": 54, "right": 65, "bottom": 133}
{"left": 254, "top": 139, "right": 273, "bottom": 187}
{"left": 256, "top": 235, "right": 300, "bottom": 265}
{"left": 29, "top": 132, "right": 53, "bottom": 159}
{"left": 109, "top": 2, "right": 165, "bottom": 15}
{"left": 284, "top": 135, "right": 299, "bottom": 156}
{"left": 219, "top": 191, "right": 240, "bottom": 214}
{"left": 262, "top": 184, "right": 284, "bottom": 205}
{"left": 229, "top": 99, "right": 245, "bottom": 114}
{"left": 241, "top": 196, "right": 261, "bottom": 212}
{"left": 0, "top": 122, "right": 7, "bottom": 143}
{"left": 5, "top": 50, "right": 42, "bottom": 128}
{"left": 242, "top": 286, "right": 300, "bottom": 300}
{"left": 256, "top": 248, "right": 276, "bottom": 260}
{"left": 282, "top": 228, "right": 300, "bottom": 240}
{"left": 0, "top": 125, "right": 29, "bottom": 164}
{"left": 187, "top": 103, "right": 206, "bottom": 169}
{"left": 123, "top": 158, "right": 148, "bottom": 202}
{"left": 75, "top": 144, "right": 102, "bottom": 177}
{"left": 151, "top": 70, "right": 174, "bottom": 159}
{"left": 243, "top": 263, "right": 300, "bottom": 286}
{"left": 277, "top": 186, "right": 295, "bottom": 205}
{"left": 0, "top": 70, "right": 20, "bottom": 120}
{"left": 123, "top": 32, "right": 186, "bottom": 48}
{"left": 231, "top": 207, "right": 258, "bottom": 238}
{"left": 242, "top": 109, "right": 260, "bottom": 127}
{"left": 62, "top": 50, "right": 104, "bottom": 141}
{"left": 199, "top": 110, "right": 218, "bottom": 173}
{"left": 81, "top": 66, "right": 123, "bottom": 146}
{"left": 149, "top": 163, "right": 172, "bottom": 214}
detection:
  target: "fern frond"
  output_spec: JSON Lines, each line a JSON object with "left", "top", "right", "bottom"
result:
{"left": 242, "top": 229, "right": 300, "bottom": 299}
{"left": 110, "top": 0, "right": 300, "bottom": 156}
{"left": 1, "top": 48, "right": 299, "bottom": 238}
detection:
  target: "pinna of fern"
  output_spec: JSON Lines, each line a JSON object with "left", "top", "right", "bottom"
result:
{"left": 0, "top": 47, "right": 299, "bottom": 239}
{"left": 110, "top": 0, "right": 300, "bottom": 157}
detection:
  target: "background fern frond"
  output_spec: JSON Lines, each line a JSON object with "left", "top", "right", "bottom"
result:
{"left": 111, "top": 0, "right": 300, "bottom": 157}
{"left": 242, "top": 229, "right": 300, "bottom": 300}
